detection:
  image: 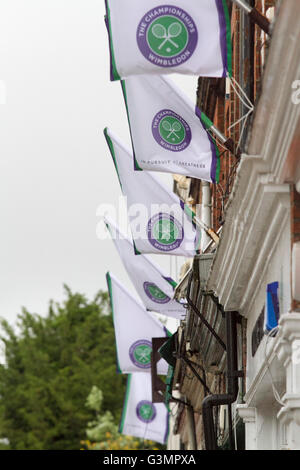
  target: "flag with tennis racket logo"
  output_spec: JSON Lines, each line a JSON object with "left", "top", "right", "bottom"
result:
{"left": 106, "top": 272, "right": 169, "bottom": 375}
{"left": 105, "top": 216, "right": 186, "bottom": 320}
{"left": 121, "top": 74, "right": 220, "bottom": 182}
{"left": 104, "top": 127, "right": 201, "bottom": 257}
{"left": 119, "top": 373, "right": 169, "bottom": 445}
{"left": 105, "top": 0, "right": 232, "bottom": 80}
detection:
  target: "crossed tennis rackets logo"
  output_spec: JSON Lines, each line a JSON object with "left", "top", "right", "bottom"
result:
{"left": 137, "top": 7, "right": 198, "bottom": 67}
{"left": 151, "top": 21, "right": 183, "bottom": 51}
{"left": 152, "top": 109, "right": 192, "bottom": 152}
{"left": 161, "top": 119, "right": 182, "bottom": 140}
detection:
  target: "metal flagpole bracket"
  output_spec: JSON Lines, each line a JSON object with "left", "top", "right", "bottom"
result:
{"left": 151, "top": 337, "right": 168, "bottom": 403}
{"left": 180, "top": 196, "right": 220, "bottom": 245}
{"left": 179, "top": 356, "right": 212, "bottom": 396}
{"left": 209, "top": 123, "right": 242, "bottom": 160}
{"left": 191, "top": 212, "right": 220, "bottom": 245}
{"left": 232, "top": 0, "right": 271, "bottom": 35}
{"left": 186, "top": 272, "right": 227, "bottom": 351}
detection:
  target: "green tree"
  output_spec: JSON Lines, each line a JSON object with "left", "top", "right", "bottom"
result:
{"left": 81, "top": 386, "right": 160, "bottom": 451}
{"left": 0, "top": 287, "right": 126, "bottom": 450}
{"left": 85, "top": 385, "right": 118, "bottom": 442}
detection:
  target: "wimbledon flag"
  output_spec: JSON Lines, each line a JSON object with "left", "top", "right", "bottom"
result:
{"left": 105, "top": 217, "right": 186, "bottom": 320}
{"left": 106, "top": 272, "right": 169, "bottom": 375}
{"left": 105, "top": 0, "right": 232, "bottom": 81}
{"left": 120, "top": 373, "right": 169, "bottom": 445}
{"left": 122, "top": 75, "right": 220, "bottom": 182}
{"left": 104, "top": 128, "right": 200, "bottom": 257}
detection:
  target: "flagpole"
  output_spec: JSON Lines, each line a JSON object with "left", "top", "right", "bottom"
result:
{"left": 231, "top": 0, "right": 271, "bottom": 35}
{"left": 193, "top": 215, "right": 220, "bottom": 245}
{"left": 205, "top": 122, "right": 241, "bottom": 159}
{"left": 209, "top": 123, "right": 241, "bottom": 158}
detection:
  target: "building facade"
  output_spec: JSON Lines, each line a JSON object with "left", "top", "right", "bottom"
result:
{"left": 166, "top": 0, "right": 300, "bottom": 450}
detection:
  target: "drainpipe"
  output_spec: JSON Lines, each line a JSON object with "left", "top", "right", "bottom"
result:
{"left": 202, "top": 311, "right": 240, "bottom": 450}
{"left": 201, "top": 181, "right": 211, "bottom": 252}
{"left": 186, "top": 401, "right": 198, "bottom": 450}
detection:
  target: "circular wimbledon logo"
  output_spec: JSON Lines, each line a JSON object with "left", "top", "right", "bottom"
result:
{"left": 147, "top": 213, "right": 184, "bottom": 252}
{"left": 143, "top": 282, "right": 171, "bottom": 304}
{"left": 129, "top": 340, "right": 152, "bottom": 369}
{"left": 136, "top": 400, "right": 157, "bottom": 424}
{"left": 152, "top": 109, "right": 192, "bottom": 152}
{"left": 137, "top": 6, "right": 198, "bottom": 67}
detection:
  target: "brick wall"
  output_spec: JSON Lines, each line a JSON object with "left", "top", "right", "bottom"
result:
{"left": 291, "top": 186, "right": 300, "bottom": 244}
{"left": 291, "top": 185, "right": 300, "bottom": 311}
{"left": 192, "top": 1, "right": 276, "bottom": 234}
{"left": 210, "top": 3, "right": 241, "bottom": 233}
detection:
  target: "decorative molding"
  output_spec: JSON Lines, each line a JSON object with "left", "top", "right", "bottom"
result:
{"left": 207, "top": 167, "right": 290, "bottom": 314}
{"left": 278, "top": 313, "right": 300, "bottom": 342}
{"left": 274, "top": 338, "right": 291, "bottom": 367}
{"left": 277, "top": 404, "right": 300, "bottom": 427}
{"left": 237, "top": 405, "right": 256, "bottom": 423}
{"left": 244, "top": 314, "right": 300, "bottom": 409}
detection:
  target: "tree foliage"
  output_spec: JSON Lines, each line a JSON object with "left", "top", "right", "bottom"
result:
{"left": 81, "top": 386, "right": 159, "bottom": 451}
{"left": 85, "top": 385, "right": 118, "bottom": 442}
{"left": 0, "top": 287, "right": 126, "bottom": 450}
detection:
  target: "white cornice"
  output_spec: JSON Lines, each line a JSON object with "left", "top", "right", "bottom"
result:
{"left": 247, "top": 0, "right": 300, "bottom": 182}
{"left": 207, "top": 160, "right": 290, "bottom": 313}
{"left": 206, "top": 0, "right": 299, "bottom": 313}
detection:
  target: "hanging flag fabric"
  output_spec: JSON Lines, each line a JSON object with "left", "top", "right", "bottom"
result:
{"left": 105, "top": 0, "right": 232, "bottom": 81}
{"left": 105, "top": 217, "right": 186, "bottom": 320}
{"left": 119, "top": 373, "right": 169, "bottom": 445}
{"left": 104, "top": 128, "right": 200, "bottom": 257}
{"left": 121, "top": 75, "right": 220, "bottom": 182}
{"left": 106, "top": 272, "right": 169, "bottom": 375}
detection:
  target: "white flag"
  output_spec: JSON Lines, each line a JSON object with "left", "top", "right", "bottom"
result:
{"left": 104, "top": 128, "right": 200, "bottom": 257}
{"left": 105, "top": 0, "right": 232, "bottom": 81}
{"left": 106, "top": 272, "right": 169, "bottom": 375}
{"left": 121, "top": 75, "right": 220, "bottom": 182}
{"left": 119, "top": 373, "right": 169, "bottom": 445}
{"left": 105, "top": 217, "right": 186, "bottom": 320}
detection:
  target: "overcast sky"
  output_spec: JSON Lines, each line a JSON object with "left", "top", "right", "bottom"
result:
{"left": 0, "top": 0, "right": 198, "bottom": 325}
